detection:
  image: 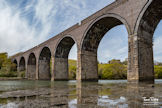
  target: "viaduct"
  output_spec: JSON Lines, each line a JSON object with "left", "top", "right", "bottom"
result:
{"left": 11, "top": 0, "right": 162, "bottom": 83}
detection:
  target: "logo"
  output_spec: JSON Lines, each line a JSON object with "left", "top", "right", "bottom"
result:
{"left": 143, "top": 97, "right": 159, "bottom": 106}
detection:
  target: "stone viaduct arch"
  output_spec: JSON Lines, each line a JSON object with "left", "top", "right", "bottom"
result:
{"left": 133, "top": 0, "right": 162, "bottom": 83}
{"left": 27, "top": 53, "right": 36, "bottom": 79}
{"left": 11, "top": 0, "right": 162, "bottom": 83}
{"left": 54, "top": 35, "right": 77, "bottom": 80}
{"left": 38, "top": 47, "right": 51, "bottom": 80}
{"left": 79, "top": 14, "right": 131, "bottom": 81}
{"left": 19, "top": 57, "right": 26, "bottom": 72}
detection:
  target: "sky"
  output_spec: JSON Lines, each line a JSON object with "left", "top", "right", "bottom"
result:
{"left": 0, "top": 0, "right": 162, "bottom": 63}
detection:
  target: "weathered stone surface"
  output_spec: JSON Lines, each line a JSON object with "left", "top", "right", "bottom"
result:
{"left": 12, "top": 0, "right": 161, "bottom": 83}
{"left": 27, "top": 53, "right": 36, "bottom": 79}
{"left": 78, "top": 51, "right": 98, "bottom": 81}
{"left": 39, "top": 60, "right": 51, "bottom": 80}
{"left": 38, "top": 47, "right": 51, "bottom": 80}
{"left": 54, "top": 58, "right": 68, "bottom": 80}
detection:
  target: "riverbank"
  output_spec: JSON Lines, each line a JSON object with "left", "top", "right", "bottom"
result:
{"left": 0, "top": 77, "right": 26, "bottom": 81}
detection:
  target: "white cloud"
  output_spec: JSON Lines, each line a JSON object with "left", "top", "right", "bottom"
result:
{"left": 0, "top": 0, "right": 50, "bottom": 55}
{"left": 2, "top": 0, "right": 162, "bottom": 64}
{"left": 0, "top": 0, "right": 115, "bottom": 57}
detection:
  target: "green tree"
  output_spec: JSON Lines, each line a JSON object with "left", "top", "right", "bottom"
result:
{"left": 69, "top": 65, "right": 76, "bottom": 79}
{"left": 0, "top": 53, "right": 8, "bottom": 69}
{"left": 154, "top": 65, "right": 162, "bottom": 79}
{"left": 68, "top": 59, "right": 77, "bottom": 79}
{"left": 0, "top": 53, "right": 17, "bottom": 77}
{"left": 98, "top": 62, "right": 127, "bottom": 79}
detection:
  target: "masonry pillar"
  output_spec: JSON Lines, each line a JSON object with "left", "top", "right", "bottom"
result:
{"left": 127, "top": 34, "right": 139, "bottom": 82}
{"left": 38, "top": 57, "right": 51, "bottom": 80}
{"left": 138, "top": 34, "right": 154, "bottom": 83}
{"left": 19, "top": 64, "right": 25, "bottom": 78}
{"left": 53, "top": 57, "right": 68, "bottom": 80}
{"left": 17, "top": 64, "right": 20, "bottom": 77}
{"left": 77, "top": 50, "right": 98, "bottom": 81}
{"left": 36, "top": 58, "right": 39, "bottom": 80}
{"left": 51, "top": 56, "right": 54, "bottom": 81}
{"left": 127, "top": 34, "right": 154, "bottom": 83}
{"left": 27, "top": 61, "right": 36, "bottom": 80}
{"left": 25, "top": 63, "right": 28, "bottom": 79}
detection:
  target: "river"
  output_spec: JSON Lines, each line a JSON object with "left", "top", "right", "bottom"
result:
{"left": 0, "top": 80, "right": 162, "bottom": 108}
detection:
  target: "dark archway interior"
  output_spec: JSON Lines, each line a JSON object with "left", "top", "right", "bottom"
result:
{"left": 39, "top": 47, "right": 51, "bottom": 80}
{"left": 138, "top": 0, "right": 162, "bottom": 39}
{"left": 39, "top": 47, "right": 51, "bottom": 61}
{"left": 19, "top": 57, "right": 25, "bottom": 71}
{"left": 82, "top": 17, "right": 122, "bottom": 53}
{"left": 13, "top": 59, "right": 18, "bottom": 71}
{"left": 55, "top": 37, "right": 75, "bottom": 58}
{"left": 80, "top": 17, "right": 127, "bottom": 80}
{"left": 28, "top": 53, "right": 36, "bottom": 79}
{"left": 54, "top": 37, "right": 75, "bottom": 80}
{"left": 137, "top": 0, "right": 162, "bottom": 81}
{"left": 28, "top": 53, "right": 36, "bottom": 65}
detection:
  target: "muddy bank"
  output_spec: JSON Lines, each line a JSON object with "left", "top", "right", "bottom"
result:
{"left": 0, "top": 77, "right": 26, "bottom": 81}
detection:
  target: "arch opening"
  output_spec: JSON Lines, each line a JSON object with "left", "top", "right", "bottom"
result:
{"left": 19, "top": 57, "right": 26, "bottom": 77}
{"left": 13, "top": 59, "right": 18, "bottom": 71}
{"left": 81, "top": 16, "right": 129, "bottom": 81}
{"left": 27, "top": 53, "right": 36, "bottom": 79}
{"left": 68, "top": 44, "right": 77, "bottom": 80}
{"left": 54, "top": 37, "right": 76, "bottom": 80}
{"left": 136, "top": 0, "right": 162, "bottom": 82}
{"left": 39, "top": 47, "right": 51, "bottom": 80}
{"left": 97, "top": 25, "right": 128, "bottom": 80}
{"left": 19, "top": 57, "right": 25, "bottom": 71}
{"left": 82, "top": 17, "right": 122, "bottom": 52}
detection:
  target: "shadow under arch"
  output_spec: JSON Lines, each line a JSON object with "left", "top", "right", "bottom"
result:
{"left": 13, "top": 59, "right": 18, "bottom": 71}
{"left": 27, "top": 53, "right": 36, "bottom": 79}
{"left": 134, "top": 0, "right": 162, "bottom": 82}
{"left": 54, "top": 35, "right": 77, "bottom": 80}
{"left": 80, "top": 13, "right": 131, "bottom": 81}
{"left": 39, "top": 46, "right": 51, "bottom": 80}
{"left": 19, "top": 57, "right": 26, "bottom": 71}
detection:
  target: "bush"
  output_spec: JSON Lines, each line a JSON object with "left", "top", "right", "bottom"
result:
{"left": 68, "top": 60, "right": 77, "bottom": 79}
{"left": 98, "top": 63, "right": 127, "bottom": 79}
{"left": 67, "top": 60, "right": 162, "bottom": 80}
{"left": 20, "top": 71, "right": 25, "bottom": 78}
{"left": 154, "top": 66, "right": 162, "bottom": 79}
{"left": 0, "top": 70, "right": 17, "bottom": 77}
{"left": 69, "top": 65, "right": 76, "bottom": 79}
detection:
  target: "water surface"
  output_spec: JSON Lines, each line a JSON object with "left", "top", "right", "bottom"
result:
{"left": 0, "top": 80, "right": 162, "bottom": 108}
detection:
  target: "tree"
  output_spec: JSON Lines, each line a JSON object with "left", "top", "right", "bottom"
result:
{"left": 0, "top": 53, "right": 8, "bottom": 69}
{"left": 98, "top": 62, "right": 127, "bottom": 79}
{"left": 68, "top": 59, "right": 77, "bottom": 79}
{"left": 69, "top": 65, "right": 76, "bottom": 79}
{"left": 0, "top": 53, "right": 17, "bottom": 77}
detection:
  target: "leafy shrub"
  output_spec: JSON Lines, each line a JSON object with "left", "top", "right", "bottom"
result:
{"left": 154, "top": 66, "right": 162, "bottom": 79}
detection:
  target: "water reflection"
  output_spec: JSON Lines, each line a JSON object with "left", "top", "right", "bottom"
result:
{"left": 49, "top": 81, "right": 69, "bottom": 107}
{"left": 76, "top": 81, "right": 98, "bottom": 107}
{"left": 126, "top": 83, "right": 155, "bottom": 108}
{"left": 0, "top": 80, "right": 162, "bottom": 107}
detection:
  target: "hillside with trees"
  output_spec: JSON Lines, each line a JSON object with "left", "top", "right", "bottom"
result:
{"left": 0, "top": 53, "right": 17, "bottom": 77}
{"left": 68, "top": 59, "right": 162, "bottom": 79}
{"left": 1, "top": 52, "right": 162, "bottom": 79}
